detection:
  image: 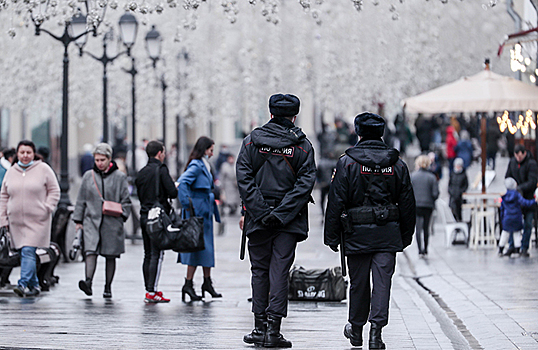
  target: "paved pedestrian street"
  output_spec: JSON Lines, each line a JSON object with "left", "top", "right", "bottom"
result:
{"left": 1, "top": 158, "right": 537, "bottom": 349}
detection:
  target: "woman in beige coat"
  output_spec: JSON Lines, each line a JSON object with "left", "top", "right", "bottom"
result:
{"left": 0, "top": 140, "right": 60, "bottom": 297}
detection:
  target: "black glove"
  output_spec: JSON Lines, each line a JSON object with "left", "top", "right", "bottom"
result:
{"left": 329, "top": 245, "right": 339, "bottom": 252}
{"left": 261, "top": 214, "right": 281, "bottom": 228}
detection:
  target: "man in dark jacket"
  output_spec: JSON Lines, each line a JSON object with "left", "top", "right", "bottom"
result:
{"left": 236, "top": 94, "right": 316, "bottom": 348}
{"left": 324, "top": 112, "right": 416, "bottom": 349}
{"left": 135, "top": 140, "right": 178, "bottom": 303}
{"left": 505, "top": 144, "right": 538, "bottom": 257}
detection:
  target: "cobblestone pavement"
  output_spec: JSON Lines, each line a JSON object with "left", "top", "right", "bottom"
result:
{"left": 0, "top": 156, "right": 537, "bottom": 350}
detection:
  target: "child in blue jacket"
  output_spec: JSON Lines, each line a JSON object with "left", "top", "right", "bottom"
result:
{"left": 499, "top": 177, "right": 537, "bottom": 257}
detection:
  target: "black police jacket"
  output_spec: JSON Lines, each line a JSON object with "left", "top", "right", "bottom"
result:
{"left": 324, "top": 139, "right": 416, "bottom": 254}
{"left": 135, "top": 158, "right": 178, "bottom": 216}
{"left": 236, "top": 118, "right": 317, "bottom": 241}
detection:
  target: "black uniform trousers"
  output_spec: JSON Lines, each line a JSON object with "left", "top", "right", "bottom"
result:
{"left": 348, "top": 252, "right": 396, "bottom": 328}
{"left": 248, "top": 229, "right": 297, "bottom": 318}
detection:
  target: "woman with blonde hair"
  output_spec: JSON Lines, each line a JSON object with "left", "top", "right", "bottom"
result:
{"left": 410, "top": 155, "right": 439, "bottom": 257}
{"left": 73, "top": 143, "right": 132, "bottom": 298}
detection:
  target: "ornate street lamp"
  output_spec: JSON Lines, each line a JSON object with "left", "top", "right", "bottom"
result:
{"left": 77, "top": 12, "right": 139, "bottom": 143}
{"left": 122, "top": 56, "right": 138, "bottom": 176}
{"left": 31, "top": 8, "right": 101, "bottom": 208}
{"left": 176, "top": 48, "right": 190, "bottom": 174}
{"left": 145, "top": 25, "right": 168, "bottom": 157}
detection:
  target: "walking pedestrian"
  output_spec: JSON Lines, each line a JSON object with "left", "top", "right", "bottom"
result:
{"left": 448, "top": 158, "right": 468, "bottom": 222}
{"left": 220, "top": 154, "right": 240, "bottom": 215}
{"left": 135, "top": 140, "right": 178, "bottom": 303}
{"left": 73, "top": 143, "right": 132, "bottom": 298}
{"left": 0, "top": 148, "right": 15, "bottom": 186}
{"left": 505, "top": 144, "right": 538, "bottom": 257}
{"left": 0, "top": 140, "right": 60, "bottom": 297}
{"left": 454, "top": 130, "right": 473, "bottom": 170}
{"left": 324, "top": 112, "right": 415, "bottom": 349}
{"left": 411, "top": 154, "right": 439, "bottom": 257}
{"left": 499, "top": 177, "right": 537, "bottom": 257}
{"left": 177, "top": 136, "right": 222, "bottom": 302}
{"left": 237, "top": 94, "right": 316, "bottom": 348}
{"left": 446, "top": 125, "right": 457, "bottom": 173}
{"left": 0, "top": 147, "right": 17, "bottom": 288}
{"left": 486, "top": 118, "right": 501, "bottom": 170}
{"left": 79, "top": 143, "right": 94, "bottom": 176}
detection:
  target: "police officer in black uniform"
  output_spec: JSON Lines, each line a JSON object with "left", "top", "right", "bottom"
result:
{"left": 324, "top": 112, "right": 415, "bottom": 349}
{"left": 236, "top": 94, "right": 316, "bottom": 348}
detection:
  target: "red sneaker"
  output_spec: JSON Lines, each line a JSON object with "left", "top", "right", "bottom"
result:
{"left": 145, "top": 292, "right": 170, "bottom": 303}
{"left": 156, "top": 292, "right": 170, "bottom": 302}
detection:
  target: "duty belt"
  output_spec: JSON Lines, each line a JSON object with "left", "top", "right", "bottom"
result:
{"left": 347, "top": 204, "right": 399, "bottom": 226}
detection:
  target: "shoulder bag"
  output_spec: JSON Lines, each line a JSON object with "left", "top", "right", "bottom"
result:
{"left": 92, "top": 170, "right": 123, "bottom": 217}
{"left": 0, "top": 226, "right": 11, "bottom": 260}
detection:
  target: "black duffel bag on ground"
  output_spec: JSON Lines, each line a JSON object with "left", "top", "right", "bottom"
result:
{"left": 288, "top": 265, "right": 347, "bottom": 301}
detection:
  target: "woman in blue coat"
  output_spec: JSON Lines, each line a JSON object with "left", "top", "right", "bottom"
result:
{"left": 177, "top": 136, "right": 221, "bottom": 302}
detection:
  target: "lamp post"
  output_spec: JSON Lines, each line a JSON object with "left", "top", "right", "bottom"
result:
{"left": 176, "top": 49, "right": 190, "bottom": 174}
{"left": 32, "top": 13, "right": 95, "bottom": 208}
{"left": 145, "top": 25, "right": 168, "bottom": 158}
{"left": 77, "top": 12, "right": 138, "bottom": 143}
{"left": 123, "top": 57, "right": 138, "bottom": 175}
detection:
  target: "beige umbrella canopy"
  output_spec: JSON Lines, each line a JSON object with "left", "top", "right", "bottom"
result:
{"left": 402, "top": 69, "right": 538, "bottom": 114}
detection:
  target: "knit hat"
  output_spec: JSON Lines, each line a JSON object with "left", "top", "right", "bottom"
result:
{"left": 269, "top": 94, "right": 300, "bottom": 117}
{"left": 505, "top": 177, "right": 517, "bottom": 191}
{"left": 354, "top": 112, "right": 385, "bottom": 139}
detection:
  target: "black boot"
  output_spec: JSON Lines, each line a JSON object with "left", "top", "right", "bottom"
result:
{"left": 243, "top": 313, "right": 267, "bottom": 346}
{"left": 103, "top": 284, "right": 112, "bottom": 298}
{"left": 78, "top": 279, "right": 92, "bottom": 296}
{"left": 182, "top": 278, "right": 202, "bottom": 302}
{"left": 343, "top": 323, "right": 363, "bottom": 347}
{"left": 264, "top": 315, "right": 292, "bottom": 348}
{"left": 368, "top": 323, "right": 385, "bottom": 349}
{"left": 201, "top": 277, "right": 222, "bottom": 298}
{"left": 503, "top": 247, "right": 516, "bottom": 257}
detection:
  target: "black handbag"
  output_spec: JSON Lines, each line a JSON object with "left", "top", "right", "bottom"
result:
{"left": 146, "top": 166, "right": 204, "bottom": 252}
{"left": 288, "top": 265, "right": 347, "bottom": 301}
{"left": 172, "top": 201, "right": 205, "bottom": 253}
{"left": 0, "top": 226, "right": 10, "bottom": 260}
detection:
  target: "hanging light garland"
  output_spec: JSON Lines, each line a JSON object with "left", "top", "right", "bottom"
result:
{"left": 497, "top": 110, "right": 537, "bottom": 135}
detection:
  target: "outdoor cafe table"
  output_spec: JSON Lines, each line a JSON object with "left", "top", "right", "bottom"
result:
{"left": 462, "top": 192, "right": 502, "bottom": 249}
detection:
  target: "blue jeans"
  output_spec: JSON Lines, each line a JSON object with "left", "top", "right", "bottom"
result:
{"left": 521, "top": 210, "right": 535, "bottom": 251}
{"left": 18, "top": 246, "right": 39, "bottom": 289}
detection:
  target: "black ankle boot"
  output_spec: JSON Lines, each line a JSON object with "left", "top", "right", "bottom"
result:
{"left": 264, "top": 315, "right": 292, "bottom": 348}
{"left": 503, "top": 247, "right": 516, "bottom": 257}
{"left": 369, "top": 323, "right": 385, "bottom": 349}
{"left": 243, "top": 313, "right": 267, "bottom": 346}
{"left": 79, "top": 279, "right": 92, "bottom": 296}
{"left": 201, "top": 277, "right": 222, "bottom": 298}
{"left": 343, "top": 323, "right": 363, "bottom": 347}
{"left": 182, "top": 278, "right": 202, "bottom": 302}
